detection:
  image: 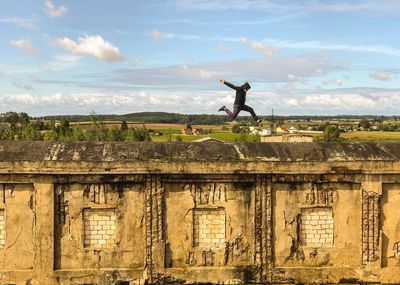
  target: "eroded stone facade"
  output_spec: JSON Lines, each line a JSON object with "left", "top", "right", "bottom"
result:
{"left": 0, "top": 209, "right": 5, "bottom": 248}
{"left": 0, "top": 142, "right": 400, "bottom": 284}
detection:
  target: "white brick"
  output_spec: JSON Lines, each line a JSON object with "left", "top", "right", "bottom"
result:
{"left": 193, "top": 208, "right": 225, "bottom": 249}
{"left": 83, "top": 208, "right": 116, "bottom": 248}
{"left": 301, "top": 208, "right": 333, "bottom": 247}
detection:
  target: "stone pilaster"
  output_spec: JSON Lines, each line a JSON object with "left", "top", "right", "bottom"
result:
{"left": 32, "top": 182, "right": 55, "bottom": 285}
{"left": 254, "top": 175, "right": 273, "bottom": 283}
{"left": 361, "top": 177, "right": 382, "bottom": 267}
{"left": 145, "top": 175, "right": 165, "bottom": 283}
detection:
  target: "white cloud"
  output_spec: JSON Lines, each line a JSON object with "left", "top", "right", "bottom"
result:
{"left": 42, "top": 55, "right": 337, "bottom": 91}
{"left": 113, "top": 29, "right": 127, "bottom": 35}
{"left": 323, "top": 78, "right": 342, "bottom": 86}
{"left": 169, "top": 0, "right": 400, "bottom": 15}
{"left": 0, "top": 17, "right": 36, "bottom": 29}
{"left": 370, "top": 70, "right": 391, "bottom": 81}
{"left": 286, "top": 98, "right": 300, "bottom": 107}
{"left": 303, "top": 93, "right": 377, "bottom": 109}
{"left": 45, "top": 54, "right": 82, "bottom": 71}
{"left": 239, "top": 37, "right": 278, "bottom": 57}
{"left": 146, "top": 29, "right": 201, "bottom": 41}
{"left": 217, "top": 43, "right": 229, "bottom": 53}
{"left": 147, "top": 29, "right": 174, "bottom": 40}
{"left": 44, "top": 0, "right": 68, "bottom": 18}
{"left": 9, "top": 39, "right": 38, "bottom": 55}
{"left": 263, "top": 37, "right": 400, "bottom": 58}
{"left": 129, "top": 58, "right": 140, "bottom": 65}
{"left": 199, "top": 69, "right": 212, "bottom": 79}
{"left": 287, "top": 74, "right": 307, "bottom": 84}
{"left": 53, "top": 35, "right": 124, "bottom": 62}
{"left": 3, "top": 87, "right": 400, "bottom": 116}
{"left": 12, "top": 81, "right": 36, "bottom": 92}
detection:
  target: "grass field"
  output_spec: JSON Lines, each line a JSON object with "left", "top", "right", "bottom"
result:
{"left": 67, "top": 121, "right": 400, "bottom": 143}
{"left": 70, "top": 121, "right": 227, "bottom": 131}
{"left": 342, "top": 131, "right": 400, "bottom": 142}
{"left": 151, "top": 130, "right": 259, "bottom": 142}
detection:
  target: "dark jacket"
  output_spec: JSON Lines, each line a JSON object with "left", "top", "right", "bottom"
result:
{"left": 224, "top": 81, "right": 251, "bottom": 106}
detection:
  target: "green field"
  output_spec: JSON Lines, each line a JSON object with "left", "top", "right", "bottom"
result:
{"left": 342, "top": 131, "right": 400, "bottom": 142}
{"left": 151, "top": 130, "right": 259, "bottom": 142}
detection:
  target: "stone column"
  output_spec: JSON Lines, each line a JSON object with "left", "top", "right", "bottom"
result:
{"left": 361, "top": 176, "right": 382, "bottom": 268}
{"left": 145, "top": 175, "right": 165, "bottom": 283}
{"left": 32, "top": 182, "right": 55, "bottom": 285}
{"left": 254, "top": 175, "right": 273, "bottom": 283}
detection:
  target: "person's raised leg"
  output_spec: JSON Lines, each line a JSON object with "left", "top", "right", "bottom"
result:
{"left": 219, "top": 104, "right": 241, "bottom": 121}
{"left": 230, "top": 104, "right": 241, "bottom": 120}
{"left": 242, "top": 105, "right": 263, "bottom": 124}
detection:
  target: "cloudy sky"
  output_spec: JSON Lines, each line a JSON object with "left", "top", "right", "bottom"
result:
{"left": 1, "top": 0, "right": 400, "bottom": 116}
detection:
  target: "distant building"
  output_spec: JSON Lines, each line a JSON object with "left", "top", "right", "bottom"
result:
{"left": 182, "top": 128, "right": 193, "bottom": 135}
{"left": 297, "top": 130, "right": 323, "bottom": 136}
{"left": 276, "top": 125, "right": 289, "bottom": 134}
{"left": 193, "top": 137, "right": 224, "bottom": 143}
{"left": 289, "top": 126, "right": 299, "bottom": 134}
{"left": 250, "top": 127, "right": 272, "bottom": 136}
{"left": 261, "top": 134, "right": 314, "bottom": 143}
{"left": 258, "top": 129, "right": 272, "bottom": 136}
{"left": 193, "top": 128, "right": 209, "bottom": 135}
{"left": 149, "top": 129, "right": 163, "bottom": 136}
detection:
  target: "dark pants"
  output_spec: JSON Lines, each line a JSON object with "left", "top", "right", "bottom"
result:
{"left": 224, "top": 104, "right": 258, "bottom": 121}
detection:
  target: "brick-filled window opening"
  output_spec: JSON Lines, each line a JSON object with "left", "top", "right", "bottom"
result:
{"left": 83, "top": 208, "right": 116, "bottom": 248}
{"left": 300, "top": 207, "right": 333, "bottom": 247}
{"left": 193, "top": 208, "right": 225, "bottom": 249}
{"left": 0, "top": 210, "right": 4, "bottom": 248}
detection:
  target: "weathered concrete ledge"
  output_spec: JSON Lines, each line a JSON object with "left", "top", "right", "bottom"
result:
{"left": 0, "top": 142, "right": 399, "bottom": 176}
{"left": 0, "top": 142, "right": 399, "bottom": 284}
{"left": 0, "top": 141, "right": 400, "bottom": 162}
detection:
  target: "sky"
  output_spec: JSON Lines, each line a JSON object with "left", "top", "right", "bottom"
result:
{"left": 1, "top": 0, "right": 400, "bottom": 116}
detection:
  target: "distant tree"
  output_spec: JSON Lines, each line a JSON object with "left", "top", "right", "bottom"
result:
{"left": 86, "top": 112, "right": 109, "bottom": 141}
{"left": 358, "top": 118, "right": 371, "bottom": 130}
{"left": 240, "top": 126, "right": 250, "bottom": 134}
{"left": 3, "top": 112, "right": 19, "bottom": 125}
{"left": 232, "top": 124, "right": 241, "bottom": 134}
{"left": 20, "top": 124, "right": 43, "bottom": 141}
{"left": 71, "top": 127, "right": 86, "bottom": 141}
{"left": 19, "top": 112, "right": 30, "bottom": 125}
{"left": 275, "top": 117, "right": 285, "bottom": 125}
{"left": 31, "top": 120, "right": 45, "bottom": 131}
{"left": 121, "top": 120, "right": 128, "bottom": 131}
{"left": 109, "top": 127, "right": 125, "bottom": 141}
{"left": 319, "top": 125, "right": 343, "bottom": 142}
{"left": 126, "top": 126, "right": 151, "bottom": 142}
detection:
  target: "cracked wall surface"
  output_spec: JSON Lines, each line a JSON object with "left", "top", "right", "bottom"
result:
{"left": 0, "top": 183, "right": 34, "bottom": 273}
{"left": 0, "top": 142, "right": 400, "bottom": 284}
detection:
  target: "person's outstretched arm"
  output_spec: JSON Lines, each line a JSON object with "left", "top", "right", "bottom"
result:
{"left": 220, "top": 79, "right": 239, "bottom": 90}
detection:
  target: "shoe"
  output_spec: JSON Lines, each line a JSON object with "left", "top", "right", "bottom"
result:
{"left": 218, "top": 105, "right": 226, "bottom": 112}
{"left": 256, "top": 118, "right": 264, "bottom": 124}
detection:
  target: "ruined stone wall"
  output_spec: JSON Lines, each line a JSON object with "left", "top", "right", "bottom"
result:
{"left": 0, "top": 142, "right": 399, "bottom": 284}
{"left": 0, "top": 184, "right": 34, "bottom": 271}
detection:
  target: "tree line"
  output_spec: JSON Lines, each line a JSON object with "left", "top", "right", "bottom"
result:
{"left": 0, "top": 112, "right": 151, "bottom": 142}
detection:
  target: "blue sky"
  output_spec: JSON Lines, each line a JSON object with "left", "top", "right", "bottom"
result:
{"left": 1, "top": 0, "right": 400, "bottom": 116}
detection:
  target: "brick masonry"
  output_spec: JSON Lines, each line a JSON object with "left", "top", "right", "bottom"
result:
{"left": 300, "top": 207, "right": 333, "bottom": 247}
{"left": 193, "top": 208, "right": 225, "bottom": 249}
{"left": 83, "top": 208, "right": 116, "bottom": 248}
{"left": 0, "top": 210, "right": 4, "bottom": 248}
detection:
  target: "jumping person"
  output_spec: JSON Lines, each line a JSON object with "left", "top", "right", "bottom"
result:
{"left": 218, "top": 80, "right": 263, "bottom": 124}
